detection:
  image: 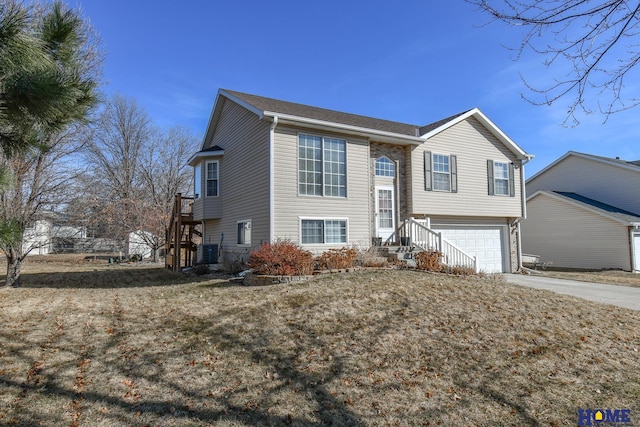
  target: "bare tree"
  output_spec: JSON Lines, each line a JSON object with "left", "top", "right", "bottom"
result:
{"left": 469, "top": 0, "right": 640, "bottom": 124}
{"left": 135, "top": 126, "right": 199, "bottom": 262}
{"left": 0, "top": 126, "right": 87, "bottom": 286}
{"left": 84, "top": 94, "right": 151, "bottom": 254}
{"left": 83, "top": 96, "right": 199, "bottom": 261}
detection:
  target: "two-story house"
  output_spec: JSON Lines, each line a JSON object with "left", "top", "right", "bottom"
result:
{"left": 523, "top": 151, "right": 640, "bottom": 271}
{"left": 186, "top": 89, "right": 532, "bottom": 273}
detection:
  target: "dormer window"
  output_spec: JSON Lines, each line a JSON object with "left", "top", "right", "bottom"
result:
{"left": 375, "top": 156, "right": 395, "bottom": 177}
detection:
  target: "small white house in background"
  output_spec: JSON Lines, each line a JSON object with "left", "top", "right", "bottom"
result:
{"left": 523, "top": 151, "right": 640, "bottom": 271}
{"left": 128, "top": 230, "right": 153, "bottom": 259}
{"left": 23, "top": 219, "right": 53, "bottom": 255}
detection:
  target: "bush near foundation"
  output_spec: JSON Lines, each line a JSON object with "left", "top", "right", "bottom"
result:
{"left": 414, "top": 250, "right": 443, "bottom": 272}
{"left": 316, "top": 248, "right": 357, "bottom": 270}
{"left": 355, "top": 247, "right": 389, "bottom": 268}
{"left": 248, "top": 240, "right": 313, "bottom": 276}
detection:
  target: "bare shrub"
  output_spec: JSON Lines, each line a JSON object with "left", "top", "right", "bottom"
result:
{"left": 316, "top": 248, "right": 357, "bottom": 270}
{"left": 191, "top": 264, "right": 210, "bottom": 276}
{"left": 442, "top": 265, "right": 476, "bottom": 276}
{"left": 355, "top": 247, "right": 389, "bottom": 268}
{"left": 414, "top": 250, "right": 443, "bottom": 272}
{"left": 222, "top": 253, "right": 246, "bottom": 275}
{"left": 247, "top": 240, "right": 313, "bottom": 276}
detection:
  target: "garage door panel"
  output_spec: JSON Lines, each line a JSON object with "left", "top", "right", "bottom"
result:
{"left": 432, "top": 226, "right": 506, "bottom": 273}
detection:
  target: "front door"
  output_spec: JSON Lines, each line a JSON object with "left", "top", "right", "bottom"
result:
{"left": 375, "top": 186, "right": 395, "bottom": 240}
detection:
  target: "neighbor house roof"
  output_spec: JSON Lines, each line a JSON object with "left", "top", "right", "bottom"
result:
{"left": 528, "top": 151, "right": 640, "bottom": 182}
{"left": 529, "top": 190, "right": 640, "bottom": 225}
{"left": 201, "top": 89, "right": 531, "bottom": 158}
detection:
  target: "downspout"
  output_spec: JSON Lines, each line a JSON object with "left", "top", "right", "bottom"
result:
{"left": 395, "top": 159, "right": 401, "bottom": 240}
{"left": 269, "top": 116, "right": 278, "bottom": 243}
{"left": 515, "top": 156, "right": 531, "bottom": 272}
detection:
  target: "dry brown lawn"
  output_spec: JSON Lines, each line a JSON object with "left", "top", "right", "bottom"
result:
{"left": 540, "top": 269, "right": 640, "bottom": 288}
{"left": 0, "top": 257, "right": 639, "bottom": 426}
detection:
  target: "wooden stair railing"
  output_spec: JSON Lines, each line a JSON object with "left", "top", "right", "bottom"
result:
{"left": 165, "top": 193, "right": 199, "bottom": 271}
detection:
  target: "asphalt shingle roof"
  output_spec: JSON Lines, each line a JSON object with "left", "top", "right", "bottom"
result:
{"left": 224, "top": 89, "right": 468, "bottom": 138}
{"left": 553, "top": 191, "right": 640, "bottom": 223}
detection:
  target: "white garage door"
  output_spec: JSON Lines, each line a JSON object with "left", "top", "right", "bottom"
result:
{"left": 432, "top": 226, "right": 506, "bottom": 273}
{"left": 633, "top": 233, "right": 640, "bottom": 272}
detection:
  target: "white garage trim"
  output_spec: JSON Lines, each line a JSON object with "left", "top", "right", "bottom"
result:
{"left": 632, "top": 231, "right": 640, "bottom": 273}
{"left": 431, "top": 225, "right": 508, "bottom": 273}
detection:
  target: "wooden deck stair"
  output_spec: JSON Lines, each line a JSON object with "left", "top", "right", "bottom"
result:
{"left": 165, "top": 193, "right": 200, "bottom": 271}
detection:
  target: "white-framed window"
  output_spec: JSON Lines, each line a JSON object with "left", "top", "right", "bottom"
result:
{"left": 375, "top": 156, "right": 395, "bottom": 177}
{"left": 298, "top": 134, "right": 346, "bottom": 197}
{"left": 237, "top": 219, "right": 251, "bottom": 246}
{"left": 300, "top": 218, "right": 347, "bottom": 244}
{"left": 424, "top": 151, "right": 457, "bottom": 193}
{"left": 487, "top": 159, "right": 515, "bottom": 197}
{"left": 194, "top": 163, "right": 202, "bottom": 199}
{"left": 493, "top": 162, "right": 510, "bottom": 196}
{"left": 432, "top": 154, "right": 451, "bottom": 191}
{"left": 206, "top": 160, "right": 219, "bottom": 197}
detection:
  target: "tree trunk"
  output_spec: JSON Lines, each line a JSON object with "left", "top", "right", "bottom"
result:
{"left": 5, "top": 256, "right": 22, "bottom": 287}
{"left": 151, "top": 247, "right": 159, "bottom": 263}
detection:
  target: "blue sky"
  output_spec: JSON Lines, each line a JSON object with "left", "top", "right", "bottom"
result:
{"left": 75, "top": 0, "right": 640, "bottom": 176}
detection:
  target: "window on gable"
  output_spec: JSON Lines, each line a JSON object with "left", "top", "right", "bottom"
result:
{"left": 206, "top": 161, "right": 219, "bottom": 197}
{"left": 301, "top": 219, "right": 347, "bottom": 244}
{"left": 487, "top": 160, "right": 515, "bottom": 197}
{"left": 298, "top": 134, "right": 346, "bottom": 197}
{"left": 375, "top": 156, "right": 395, "bottom": 177}
{"left": 237, "top": 219, "right": 251, "bottom": 245}
{"left": 424, "top": 151, "right": 457, "bottom": 193}
{"left": 194, "top": 163, "right": 202, "bottom": 199}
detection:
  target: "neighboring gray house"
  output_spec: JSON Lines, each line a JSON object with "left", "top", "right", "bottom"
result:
{"left": 523, "top": 151, "right": 640, "bottom": 271}
{"left": 187, "top": 89, "right": 533, "bottom": 273}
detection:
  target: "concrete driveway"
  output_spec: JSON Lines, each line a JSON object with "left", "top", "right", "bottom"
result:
{"left": 505, "top": 274, "right": 640, "bottom": 311}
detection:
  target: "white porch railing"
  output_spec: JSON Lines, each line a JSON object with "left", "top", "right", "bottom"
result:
{"left": 385, "top": 218, "right": 477, "bottom": 271}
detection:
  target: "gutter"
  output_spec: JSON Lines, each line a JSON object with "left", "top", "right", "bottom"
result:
{"left": 262, "top": 112, "right": 424, "bottom": 146}
{"left": 269, "top": 116, "right": 278, "bottom": 242}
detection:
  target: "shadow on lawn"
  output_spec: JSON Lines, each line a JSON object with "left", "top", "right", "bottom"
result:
{"left": 0, "top": 266, "right": 217, "bottom": 289}
{"left": 0, "top": 304, "right": 369, "bottom": 426}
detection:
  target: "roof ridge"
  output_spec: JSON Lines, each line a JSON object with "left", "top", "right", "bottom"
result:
{"left": 222, "top": 89, "right": 471, "bottom": 138}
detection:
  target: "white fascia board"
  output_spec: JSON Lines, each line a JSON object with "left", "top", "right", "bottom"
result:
{"left": 200, "top": 89, "right": 266, "bottom": 152}
{"left": 526, "top": 151, "right": 573, "bottom": 183}
{"left": 567, "top": 151, "right": 640, "bottom": 173}
{"left": 528, "top": 150, "right": 640, "bottom": 184}
{"left": 263, "top": 112, "right": 424, "bottom": 146}
{"left": 422, "top": 108, "right": 533, "bottom": 160}
{"left": 187, "top": 149, "right": 225, "bottom": 166}
{"left": 528, "top": 190, "right": 640, "bottom": 226}
{"left": 218, "top": 89, "right": 265, "bottom": 118}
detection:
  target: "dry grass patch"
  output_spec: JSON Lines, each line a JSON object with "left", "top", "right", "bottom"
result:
{"left": 0, "top": 264, "right": 638, "bottom": 426}
{"left": 541, "top": 269, "right": 640, "bottom": 288}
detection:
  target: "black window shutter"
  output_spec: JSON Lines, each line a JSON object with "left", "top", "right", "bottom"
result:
{"left": 487, "top": 159, "right": 494, "bottom": 195}
{"left": 450, "top": 155, "right": 458, "bottom": 193}
{"left": 424, "top": 151, "right": 432, "bottom": 191}
{"left": 509, "top": 163, "right": 515, "bottom": 197}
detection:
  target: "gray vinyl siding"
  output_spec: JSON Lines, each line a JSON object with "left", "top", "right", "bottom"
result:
{"left": 199, "top": 99, "right": 271, "bottom": 259}
{"left": 192, "top": 158, "right": 223, "bottom": 220}
{"left": 527, "top": 155, "right": 640, "bottom": 215}
{"left": 273, "top": 126, "right": 371, "bottom": 251}
{"left": 411, "top": 117, "right": 523, "bottom": 217}
{"left": 521, "top": 194, "right": 632, "bottom": 270}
